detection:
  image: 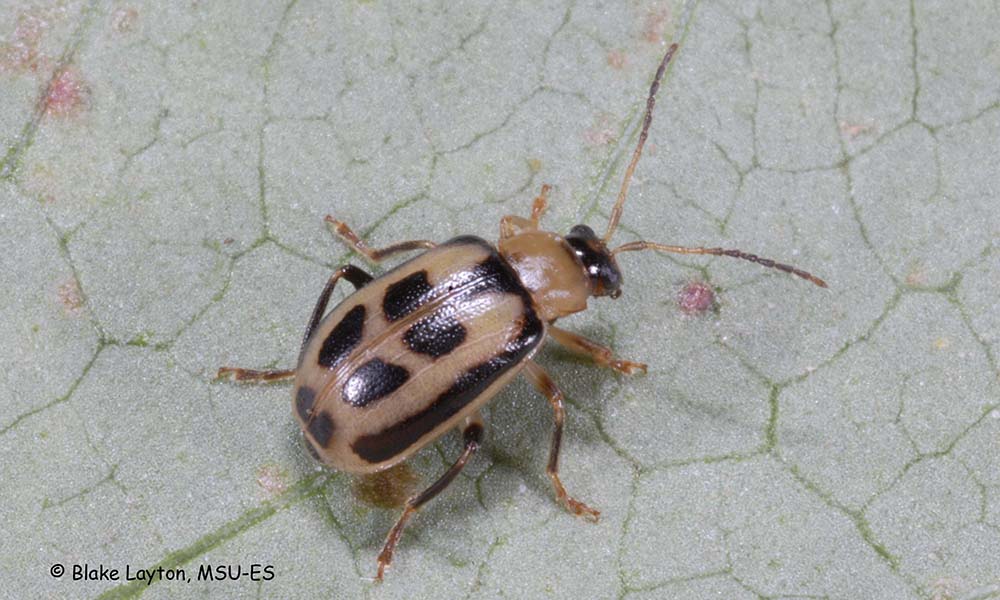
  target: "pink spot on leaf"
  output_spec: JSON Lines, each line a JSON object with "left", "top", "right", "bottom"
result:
{"left": 111, "top": 7, "right": 139, "bottom": 33}
{"left": 256, "top": 464, "right": 287, "bottom": 497}
{"left": 607, "top": 50, "right": 627, "bottom": 70}
{"left": 642, "top": 4, "right": 672, "bottom": 44}
{"left": 57, "top": 278, "right": 84, "bottom": 316}
{"left": 41, "top": 67, "right": 89, "bottom": 117}
{"left": 583, "top": 114, "right": 616, "bottom": 147}
{"left": 0, "top": 13, "right": 48, "bottom": 73}
{"left": 678, "top": 281, "right": 716, "bottom": 316}
{"left": 839, "top": 120, "right": 876, "bottom": 139}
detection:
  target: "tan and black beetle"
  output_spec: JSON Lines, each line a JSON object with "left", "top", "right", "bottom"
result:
{"left": 218, "top": 43, "right": 826, "bottom": 581}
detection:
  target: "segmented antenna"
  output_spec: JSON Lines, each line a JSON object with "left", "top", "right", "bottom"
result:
{"left": 612, "top": 241, "right": 828, "bottom": 288}
{"left": 602, "top": 43, "right": 679, "bottom": 243}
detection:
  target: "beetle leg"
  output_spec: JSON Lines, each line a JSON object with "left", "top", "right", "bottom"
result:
{"left": 215, "top": 367, "right": 295, "bottom": 382}
{"left": 375, "top": 416, "right": 484, "bottom": 582}
{"left": 216, "top": 265, "right": 374, "bottom": 383}
{"left": 301, "top": 264, "right": 373, "bottom": 349}
{"left": 324, "top": 216, "right": 435, "bottom": 264}
{"left": 523, "top": 360, "right": 600, "bottom": 522}
{"left": 529, "top": 183, "right": 550, "bottom": 226}
{"left": 548, "top": 327, "right": 647, "bottom": 375}
{"left": 500, "top": 184, "right": 551, "bottom": 239}
{"left": 499, "top": 215, "right": 534, "bottom": 239}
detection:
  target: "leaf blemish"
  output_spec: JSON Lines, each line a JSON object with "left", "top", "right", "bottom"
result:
{"left": 41, "top": 67, "right": 90, "bottom": 118}
{"left": 678, "top": 280, "right": 716, "bottom": 316}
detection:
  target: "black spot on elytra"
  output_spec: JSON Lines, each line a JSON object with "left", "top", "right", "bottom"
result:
{"left": 468, "top": 254, "right": 525, "bottom": 297}
{"left": 403, "top": 311, "right": 467, "bottom": 358}
{"left": 318, "top": 304, "right": 365, "bottom": 368}
{"left": 383, "top": 271, "right": 433, "bottom": 322}
{"left": 342, "top": 358, "right": 410, "bottom": 408}
{"left": 307, "top": 410, "right": 336, "bottom": 447}
{"left": 352, "top": 307, "right": 543, "bottom": 463}
{"left": 295, "top": 386, "right": 316, "bottom": 421}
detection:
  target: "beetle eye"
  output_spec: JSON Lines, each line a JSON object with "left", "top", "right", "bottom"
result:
{"left": 610, "top": 289, "right": 622, "bottom": 299}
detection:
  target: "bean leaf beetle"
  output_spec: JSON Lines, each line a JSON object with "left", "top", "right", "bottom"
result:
{"left": 218, "top": 43, "right": 826, "bottom": 581}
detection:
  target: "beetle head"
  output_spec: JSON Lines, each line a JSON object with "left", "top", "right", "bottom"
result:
{"left": 565, "top": 224, "right": 623, "bottom": 298}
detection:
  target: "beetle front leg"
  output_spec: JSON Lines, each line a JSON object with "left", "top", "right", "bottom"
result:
{"left": 529, "top": 184, "right": 549, "bottom": 225}
{"left": 548, "top": 327, "right": 647, "bottom": 375}
{"left": 500, "top": 183, "right": 550, "bottom": 239}
{"left": 375, "top": 414, "right": 484, "bottom": 581}
{"left": 324, "top": 216, "right": 435, "bottom": 264}
{"left": 523, "top": 360, "right": 600, "bottom": 522}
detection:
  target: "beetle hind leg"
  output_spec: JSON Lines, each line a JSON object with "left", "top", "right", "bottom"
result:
{"left": 375, "top": 414, "right": 484, "bottom": 581}
{"left": 523, "top": 360, "right": 600, "bottom": 522}
{"left": 324, "top": 216, "right": 435, "bottom": 264}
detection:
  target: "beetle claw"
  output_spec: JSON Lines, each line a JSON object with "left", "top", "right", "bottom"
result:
{"left": 611, "top": 360, "right": 647, "bottom": 375}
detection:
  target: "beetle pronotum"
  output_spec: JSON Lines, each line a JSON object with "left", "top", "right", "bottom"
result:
{"left": 218, "top": 42, "right": 825, "bottom": 581}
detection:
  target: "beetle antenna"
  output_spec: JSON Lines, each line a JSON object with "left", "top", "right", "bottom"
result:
{"left": 611, "top": 241, "right": 828, "bottom": 287}
{"left": 602, "top": 43, "right": 679, "bottom": 244}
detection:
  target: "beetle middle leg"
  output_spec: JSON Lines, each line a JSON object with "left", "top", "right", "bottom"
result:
{"left": 375, "top": 413, "right": 484, "bottom": 581}
{"left": 500, "top": 183, "right": 551, "bottom": 239}
{"left": 548, "top": 327, "right": 647, "bottom": 375}
{"left": 324, "top": 216, "right": 436, "bottom": 263}
{"left": 217, "top": 264, "right": 374, "bottom": 382}
{"left": 523, "top": 360, "right": 600, "bottom": 522}
{"left": 299, "top": 264, "right": 372, "bottom": 348}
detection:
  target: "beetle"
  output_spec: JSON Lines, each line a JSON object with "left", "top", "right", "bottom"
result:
{"left": 217, "top": 42, "right": 826, "bottom": 581}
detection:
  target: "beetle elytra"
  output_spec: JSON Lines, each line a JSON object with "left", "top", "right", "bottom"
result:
{"left": 218, "top": 42, "right": 826, "bottom": 581}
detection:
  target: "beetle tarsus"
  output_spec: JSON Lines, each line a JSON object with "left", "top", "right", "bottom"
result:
{"left": 550, "top": 472, "right": 601, "bottom": 522}
{"left": 611, "top": 359, "right": 648, "bottom": 375}
{"left": 374, "top": 504, "right": 415, "bottom": 582}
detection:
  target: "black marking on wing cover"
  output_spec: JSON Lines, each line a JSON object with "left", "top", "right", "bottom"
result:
{"left": 383, "top": 271, "right": 433, "bottom": 322}
{"left": 307, "top": 410, "right": 336, "bottom": 447}
{"left": 295, "top": 386, "right": 316, "bottom": 421}
{"left": 352, "top": 251, "right": 542, "bottom": 463}
{"left": 403, "top": 311, "right": 467, "bottom": 358}
{"left": 342, "top": 358, "right": 410, "bottom": 408}
{"left": 317, "top": 304, "right": 366, "bottom": 368}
